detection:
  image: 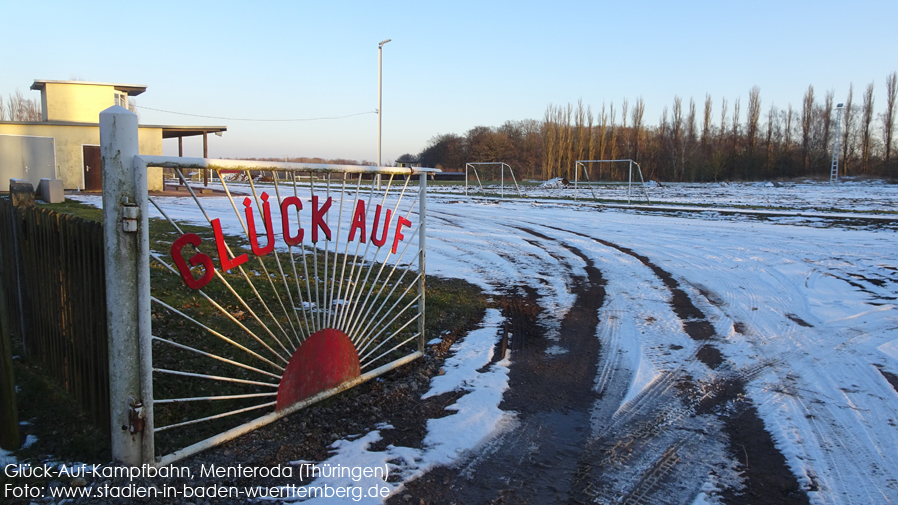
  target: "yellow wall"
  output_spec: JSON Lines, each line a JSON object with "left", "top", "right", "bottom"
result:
{"left": 0, "top": 123, "right": 163, "bottom": 191}
{"left": 44, "top": 82, "right": 117, "bottom": 123}
{"left": 138, "top": 128, "right": 164, "bottom": 191}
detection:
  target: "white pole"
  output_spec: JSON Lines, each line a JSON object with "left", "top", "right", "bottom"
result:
{"left": 377, "top": 39, "right": 391, "bottom": 189}
{"left": 101, "top": 105, "right": 151, "bottom": 465}
{"left": 418, "top": 171, "right": 426, "bottom": 353}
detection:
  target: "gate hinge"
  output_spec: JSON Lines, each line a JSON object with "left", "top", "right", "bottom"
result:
{"left": 121, "top": 197, "right": 139, "bottom": 233}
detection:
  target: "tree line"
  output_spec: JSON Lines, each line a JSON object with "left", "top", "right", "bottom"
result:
{"left": 0, "top": 89, "right": 42, "bottom": 121}
{"left": 402, "top": 72, "right": 898, "bottom": 182}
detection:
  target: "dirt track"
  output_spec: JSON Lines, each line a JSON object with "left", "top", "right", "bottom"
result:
{"left": 391, "top": 228, "right": 807, "bottom": 505}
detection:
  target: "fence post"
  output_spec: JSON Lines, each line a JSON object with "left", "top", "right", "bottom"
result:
{"left": 0, "top": 275, "right": 19, "bottom": 451}
{"left": 101, "top": 106, "right": 151, "bottom": 465}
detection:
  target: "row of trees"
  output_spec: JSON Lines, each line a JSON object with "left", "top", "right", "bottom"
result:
{"left": 404, "top": 72, "right": 898, "bottom": 182}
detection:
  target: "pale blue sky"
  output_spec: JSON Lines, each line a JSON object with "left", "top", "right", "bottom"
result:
{"left": 3, "top": 0, "right": 896, "bottom": 163}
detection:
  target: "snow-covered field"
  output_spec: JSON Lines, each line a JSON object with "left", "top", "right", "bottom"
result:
{"left": 436, "top": 177, "right": 898, "bottom": 213}
{"left": 67, "top": 180, "right": 898, "bottom": 503}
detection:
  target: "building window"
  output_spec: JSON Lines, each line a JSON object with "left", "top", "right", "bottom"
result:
{"left": 114, "top": 91, "right": 128, "bottom": 107}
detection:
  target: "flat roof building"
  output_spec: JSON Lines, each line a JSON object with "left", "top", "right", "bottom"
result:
{"left": 0, "top": 79, "right": 226, "bottom": 191}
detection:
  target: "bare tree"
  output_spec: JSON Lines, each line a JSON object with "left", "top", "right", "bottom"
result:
{"left": 575, "top": 99, "right": 587, "bottom": 169}
{"left": 586, "top": 106, "right": 595, "bottom": 163}
{"left": 765, "top": 103, "right": 777, "bottom": 174}
{"left": 785, "top": 104, "right": 794, "bottom": 150}
{"left": 731, "top": 97, "right": 741, "bottom": 176}
{"left": 6, "top": 89, "right": 41, "bottom": 121}
{"left": 842, "top": 84, "right": 854, "bottom": 174}
{"left": 671, "top": 96, "right": 683, "bottom": 178}
{"left": 543, "top": 106, "right": 557, "bottom": 179}
{"left": 632, "top": 97, "right": 646, "bottom": 164}
{"left": 746, "top": 86, "right": 761, "bottom": 155}
{"left": 801, "top": 85, "right": 815, "bottom": 171}
{"left": 562, "top": 103, "right": 574, "bottom": 179}
{"left": 701, "top": 94, "right": 712, "bottom": 149}
{"left": 597, "top": 103, "right": 609, "bottom": 176}
{"left": 861, "top": 82, "right": 875, "bottom": 173}
{"left": 882, "top": 71, "right": 897, "bottom": 164}
{"left": 820, "top": 90, "right": 834, "bottom": 174}
{"left": 609, "top": 103, "right": 618, "bottom": 167}
{"left": 621, "top": 98, "right": 629, "bottom": 160}
{"left": 685, "top": 98, "right": 697, "bottom": 178}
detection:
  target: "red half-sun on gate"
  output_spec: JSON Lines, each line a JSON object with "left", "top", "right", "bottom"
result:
{"left": 276, "top": 329, "right": 360, "bottom": 411}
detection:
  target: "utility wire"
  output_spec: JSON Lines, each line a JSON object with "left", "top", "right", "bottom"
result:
{"left": 137, "top": 105, "right": 377, "bottom": 122}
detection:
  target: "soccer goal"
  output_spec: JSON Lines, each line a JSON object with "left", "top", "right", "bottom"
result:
{"left": 574, "top": 159, "right": 651, "bottom": 204}
{"left": 465, "top": 162, "right": 523, "bottom": 198}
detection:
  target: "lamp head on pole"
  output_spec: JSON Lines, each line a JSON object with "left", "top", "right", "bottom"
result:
{"left": 379, "top": 39, "right": 391, "bottom": 48}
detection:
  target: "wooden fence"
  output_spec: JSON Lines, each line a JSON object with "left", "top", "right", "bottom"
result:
{"left": 0, "top": 198, "right": 109, "bottom": 433}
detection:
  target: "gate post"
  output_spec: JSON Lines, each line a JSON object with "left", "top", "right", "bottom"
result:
{"left": 101, "top": 106, "right": 151, "bottom": 465}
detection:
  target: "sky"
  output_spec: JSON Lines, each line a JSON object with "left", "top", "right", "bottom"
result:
{"left": 3, "top": 0, "right": 897, "bottom": 163}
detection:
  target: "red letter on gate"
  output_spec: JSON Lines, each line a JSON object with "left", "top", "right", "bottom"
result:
{"left": 311, "top": 196, "right": 332, "bottom": 242}
{"left": 212, "top": 219, "right": 248, "bottom": 272}
{"left": 244, "top": 193, "right": 275, "bottom": 256}
{"left": 348, "top": 199, "right": 366, "bottom": 243}
{"left": 171, "top": 233, "right": 215, "bottom": 289}
{"left": 392, "top": 216, "right": 412, "bottom": 254}
{"left": 281, "top": 196, "right": 304, "bottom": 246}
{"left": 370, "top": 205, "right": 392, "bottom": 247}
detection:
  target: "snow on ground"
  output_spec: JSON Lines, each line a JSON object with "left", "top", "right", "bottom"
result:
{"left": 269, "top": 309, "right": 511, "bottom": 504}
{"left": 432, "top": 178, "right": 898, "bottom": 213}
{"left": 69, "top": 180, "right": 898, "bottom": 502}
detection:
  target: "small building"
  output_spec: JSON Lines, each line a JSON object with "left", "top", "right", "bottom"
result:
{"left": 0, "top": 79, "right": 226, "bottom": 191}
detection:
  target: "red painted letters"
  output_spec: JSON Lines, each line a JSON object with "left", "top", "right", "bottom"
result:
{"left": 245, "top": 193, "right": 275, "bottom": 256}
{"left": 370, "top": 205, "right": 392, "bottom": 247}
{"left": 348, "top": 199, "right": 366, "bottom": 243}
{"left": 171, "top": 196, "right": 415, "bottom": 289}
{"left": 280, "top": 196, "right": 304, "bottom": 246}
{"left": 171, "top": 233, "right": 215, "bottom": 289}
{"left": 311, "top": 196, "right": 332, "bottom": 242}
{"left": 212, "top": 218, "right": 248, "bottom": 272}
{"left": 392, "top": 216, "right": 412, "bottom": 254}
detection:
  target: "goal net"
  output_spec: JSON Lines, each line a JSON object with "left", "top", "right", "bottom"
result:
{"left": 574, "top": 159, "right": 651, "bottom": 204}
{"left": 465, "top": 162, "right": 523, "bottom": 197}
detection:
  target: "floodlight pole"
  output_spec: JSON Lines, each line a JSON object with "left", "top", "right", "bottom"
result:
{"left": 377, "top": 38, "right": 391, "bottom": 189}
{"left": 830, "top": 103, "right": 844, "bottom": 185}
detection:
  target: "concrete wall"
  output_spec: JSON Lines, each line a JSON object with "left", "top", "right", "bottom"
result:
{"left": 0, "top": 134, "right": 57, "bottom": 191}
{"left": 44, "top": 82, "right": 116, "bottom": 123}
{"left": 0, "top": 123, "right": 163, "bottom": 191}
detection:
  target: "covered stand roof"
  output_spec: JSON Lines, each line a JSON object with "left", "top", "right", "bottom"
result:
{"left": 30, "top": 79, "right": 148, "bottom": 96}
{"left": 160, "top": 126, "right": 227, "bottom": 139}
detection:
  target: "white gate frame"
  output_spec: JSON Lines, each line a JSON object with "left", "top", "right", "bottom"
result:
{"left": 464, "top": 162, "right": 523, "bottom": 198}
{"left": 573, "top": 159, "right": 651, "bottom": 205}
{"left": 101, "top": 106, "right": 438, "bottom": 466}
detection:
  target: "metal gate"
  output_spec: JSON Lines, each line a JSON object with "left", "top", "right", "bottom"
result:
{"left": 99, "top": 107, "right": 438, "bottom": 466}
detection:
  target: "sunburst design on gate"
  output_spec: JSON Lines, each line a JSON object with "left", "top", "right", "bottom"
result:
{"left": 142, "top": 162, "right": 433, "bottom": 464}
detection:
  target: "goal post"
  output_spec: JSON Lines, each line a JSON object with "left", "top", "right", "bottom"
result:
{"left": 465, "top": 162, "right": 523, "bottom": 198}
{"left": 574, "top": 159, "right": 651, "bottom": 205}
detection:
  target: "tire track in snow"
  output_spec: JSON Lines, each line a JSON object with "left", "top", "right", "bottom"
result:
{"left": 392, "top": 228, "right": 607, "bottom": 504}
{"left": 544, "top": 227, "right": 809, "bottom": 505}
